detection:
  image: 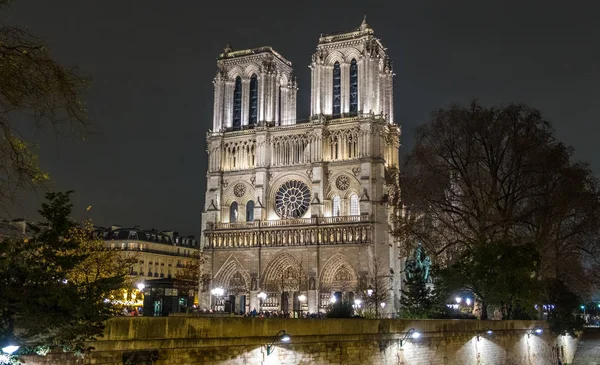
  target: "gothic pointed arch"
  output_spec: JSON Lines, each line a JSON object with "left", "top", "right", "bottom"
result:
{"left": 261, "top": 251, "right": 307, "bottom": 292}
{"left": 213, "top": 254, "right": 251, "bottom": 294}
{"left": 320, "top": 253, "right": 359, "bottom": 292}
{"left": 332, "top": 61, "right": 341, "bottom": 117}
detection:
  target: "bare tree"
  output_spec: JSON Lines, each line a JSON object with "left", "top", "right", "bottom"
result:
{"left": 0, "top": 1, "right": 89, "bottom": 211}
{"left": 396, "top": 101, "right": 600, "bottom": 297}
{"left": 359, "top": 257, "right": 391, "bottom": 318}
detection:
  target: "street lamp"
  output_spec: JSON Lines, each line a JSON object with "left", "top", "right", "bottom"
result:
{"left": 330, "top": 295, "right": 337, "bottom": 304}
{"left": 266, "top": 330, "right": 291, "bottom": 356}
{"left": 455, "top": 297, "right": 462, "bottom": 304}
{"left": 136, "top": 282, "right": 146, "bottom": 291}
{"left": 528, "top": 328, "right": 543, "bottom": 338}
{"left": 477, "top": 328, "right": 493, "bottom": 341}
{"left": 367, "top": 287, "right": 373, "bottom": 296}
{"left": 400, "top": 328, "right": 421, "bottom": 347}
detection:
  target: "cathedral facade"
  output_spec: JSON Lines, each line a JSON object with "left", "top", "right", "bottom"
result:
{"left": 200, "top": 19, "right": 401, "bottom": 315}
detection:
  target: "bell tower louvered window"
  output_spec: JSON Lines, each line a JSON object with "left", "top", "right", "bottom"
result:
{"left": 332, "top": 62, "right": 341, "bottom": 117}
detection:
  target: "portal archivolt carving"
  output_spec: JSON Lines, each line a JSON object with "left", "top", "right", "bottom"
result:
{"left": 261, "top": 251, "right": 307, "bottom": 292}
{"left": 213, "top": 255, "right": 251, "bottom": 294}
{"left": 320, "top": 253, "right": 358, "bottom": 291}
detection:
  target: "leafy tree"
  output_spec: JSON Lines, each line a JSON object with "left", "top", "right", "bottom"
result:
{"left": 0, "top": 0, "right": 89, "bottom": 212}
{"left": 396, "top": 101, "right": 600, "bottom": 310}
{"left": 437, "top": 241, "right": 541, "bottom": 319}
{"left": 0, "top": 192, "right": 130, "bottom": 360}
{"left": 545, "top": 279, "right": 585, "bottom": 337}
{"left": 400, "top": 268, "right": 433, "bottom": 318}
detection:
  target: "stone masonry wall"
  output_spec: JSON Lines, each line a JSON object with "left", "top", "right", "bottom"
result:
{"left": 20, "top": 317, "right": 579, "bottom": 365}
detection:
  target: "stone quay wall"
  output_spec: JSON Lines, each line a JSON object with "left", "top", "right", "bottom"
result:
{"left": 21, "top": 317, "right": 579, "bottom": 365}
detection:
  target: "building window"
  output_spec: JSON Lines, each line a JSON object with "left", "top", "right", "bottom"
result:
{"left": 332, "top": 195, "right": 341, "bottom": 217}
{"left": 249, "top": 74, "right": 258, "bottom": 125}
{"left": 349, "top": 59, "right": 358, "bottom": 114}
{"left": 230, "top": 202, "right": 239, "bottom": 223}
{"left": 350, "top": 193, "right": 360, "bottom": 216}
{"left": 233, "top": 76, "right": 242, "bottom": 130}
{"left": 246, "top": 200, "right": 255, "bottom": 222}
{"left": 332, "top": 61, "right": 341, "bottom": 117}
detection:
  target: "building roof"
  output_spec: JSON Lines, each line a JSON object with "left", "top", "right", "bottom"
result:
{"left": 217, "top": 45, "right": 292, "bottom": 67}
{"left": 99, "top": 227, "right": 198, "bottom": 248}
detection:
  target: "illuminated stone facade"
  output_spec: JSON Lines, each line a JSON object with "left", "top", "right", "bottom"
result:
{"left": 201, "top": 18, "right": 401, "bottom": 314}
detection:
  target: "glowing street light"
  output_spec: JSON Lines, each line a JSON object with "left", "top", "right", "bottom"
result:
{"left": 330, "top": 295, "right": 337, "bottom": 303}
{"left": 257, "top": 292, "right": 267, "bottom": 300}
{"left": 455, "top": 297, "right": 462, "bottom": 304}
{"left": 298, "top": 294, "right": 307, "bottom": 302}
{"left": 465, "top": 298, "right": 472, "bottom": 306}
{"left": 528, "top": 328, "right": 543, "bottom": 338}
{"left": 136, "top": 282, "right": 145, "bottom": 291}
{"left": 266, "top": 330, "right": 291, "bottom": 356}
{"left": 477, "top": 328, "right": 493, "bottom": 341}
{"left": 400, "top": 328, "right": 421, "bottom": 346}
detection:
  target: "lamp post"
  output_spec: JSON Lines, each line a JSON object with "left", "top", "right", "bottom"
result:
{"left": 266, "top": 330, "right": 291, "bottom": 356}
{"left": 298, "top": 294, "right": 307, "bottom": 318}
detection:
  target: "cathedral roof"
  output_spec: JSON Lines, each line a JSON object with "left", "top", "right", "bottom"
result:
{"left": 318, "top": 16, "right": 376, "bottom": 45}
{"left": 218, "top": 46, "right": 292, "bottom": 67}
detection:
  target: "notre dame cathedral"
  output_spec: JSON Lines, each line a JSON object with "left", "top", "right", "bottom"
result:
{"left": 200, "top": 18, "right": 401, "bottom": 315}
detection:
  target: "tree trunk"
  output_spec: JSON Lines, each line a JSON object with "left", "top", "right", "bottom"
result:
{"left": 481, "top": 299, "right": 488, "bottom": 320}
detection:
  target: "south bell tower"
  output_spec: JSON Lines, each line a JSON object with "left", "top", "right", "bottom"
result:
{"left": 201, "top": 19, "right": 401, "bottom": 315}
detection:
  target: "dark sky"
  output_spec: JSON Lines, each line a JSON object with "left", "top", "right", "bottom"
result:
{"left": 4, "top": 0, "right": 599, "bottom": 236}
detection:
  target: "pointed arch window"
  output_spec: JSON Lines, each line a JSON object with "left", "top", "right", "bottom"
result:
{"left": 249, "top": 74, "right": 258, "bottom": 125}
{"left": 332, "top": 195, "right": 341, "bottom": 217}
{"left": 246, "top": 200, "right": 255, "bottom": 222}
{"left": 233, "top": 76, "right": 242, "bottom": 130}
{"left": 230, "top": 202, "right": 239, "bottom": 223}
{"left": 350, "top": 193, "right": 360, "bottom": 216}
{"left": 332, "top": 61, "right": 341, "bottom": 117}
{"left": 349, "top": 59, "right": 358, "bottom": 114}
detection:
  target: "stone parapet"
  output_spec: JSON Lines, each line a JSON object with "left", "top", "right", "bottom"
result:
{"left": 21, "top": 317, "right": 579, "bottom": 365}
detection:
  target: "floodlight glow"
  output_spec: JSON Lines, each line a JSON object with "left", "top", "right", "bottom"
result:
{"left": 258, "top": 292, "right": 267, "bottom": 300}
{"left": 412, "top": 331, "right": 421, "bottom": 339}
{"left": 330, "top": 296, "right": 337, "bottom": 303}
{"left": 211, "top": 287, "right": 224, "bottom": 296}
{"left": 136, "top": 282, "right": 145, "bottom": 291}
{"left": 465, "top": 298, "right": 472, "bottom": 306}
{"left": 2, "top": 345, "right": 19, "bottom": 355}
{"left": 298, "top": 294, "right": 307, "bottom": 302}
{"left": 354, "top": 299, "right": 362, "bottom": 306}
{"left": 455, "top": 297, "right": 462, "bottom": 304}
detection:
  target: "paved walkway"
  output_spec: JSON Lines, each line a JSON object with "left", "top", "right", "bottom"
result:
{"left": 572, "top": 327, "right": 600, "bottom": 365}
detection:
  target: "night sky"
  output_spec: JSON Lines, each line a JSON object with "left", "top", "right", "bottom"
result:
{"left": 4, "top": 1, "right": 599, "bottom": 236}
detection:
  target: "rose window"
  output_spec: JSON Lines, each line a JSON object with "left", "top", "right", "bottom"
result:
{"left": 233, "top": 183, "right": 246, "bottom": 197}
{"left": 335, "top": 175, "right": 350, "bottom": 191}
{"left": 275, "top": 180, "right": 311, "bottom": 219}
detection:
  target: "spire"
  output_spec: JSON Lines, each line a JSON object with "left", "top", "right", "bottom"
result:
{"left": 360, "top": 15, "right": 369, "bottom": 30}
{"left": 224, "top": 42, "right": 233, "bottom": 53}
